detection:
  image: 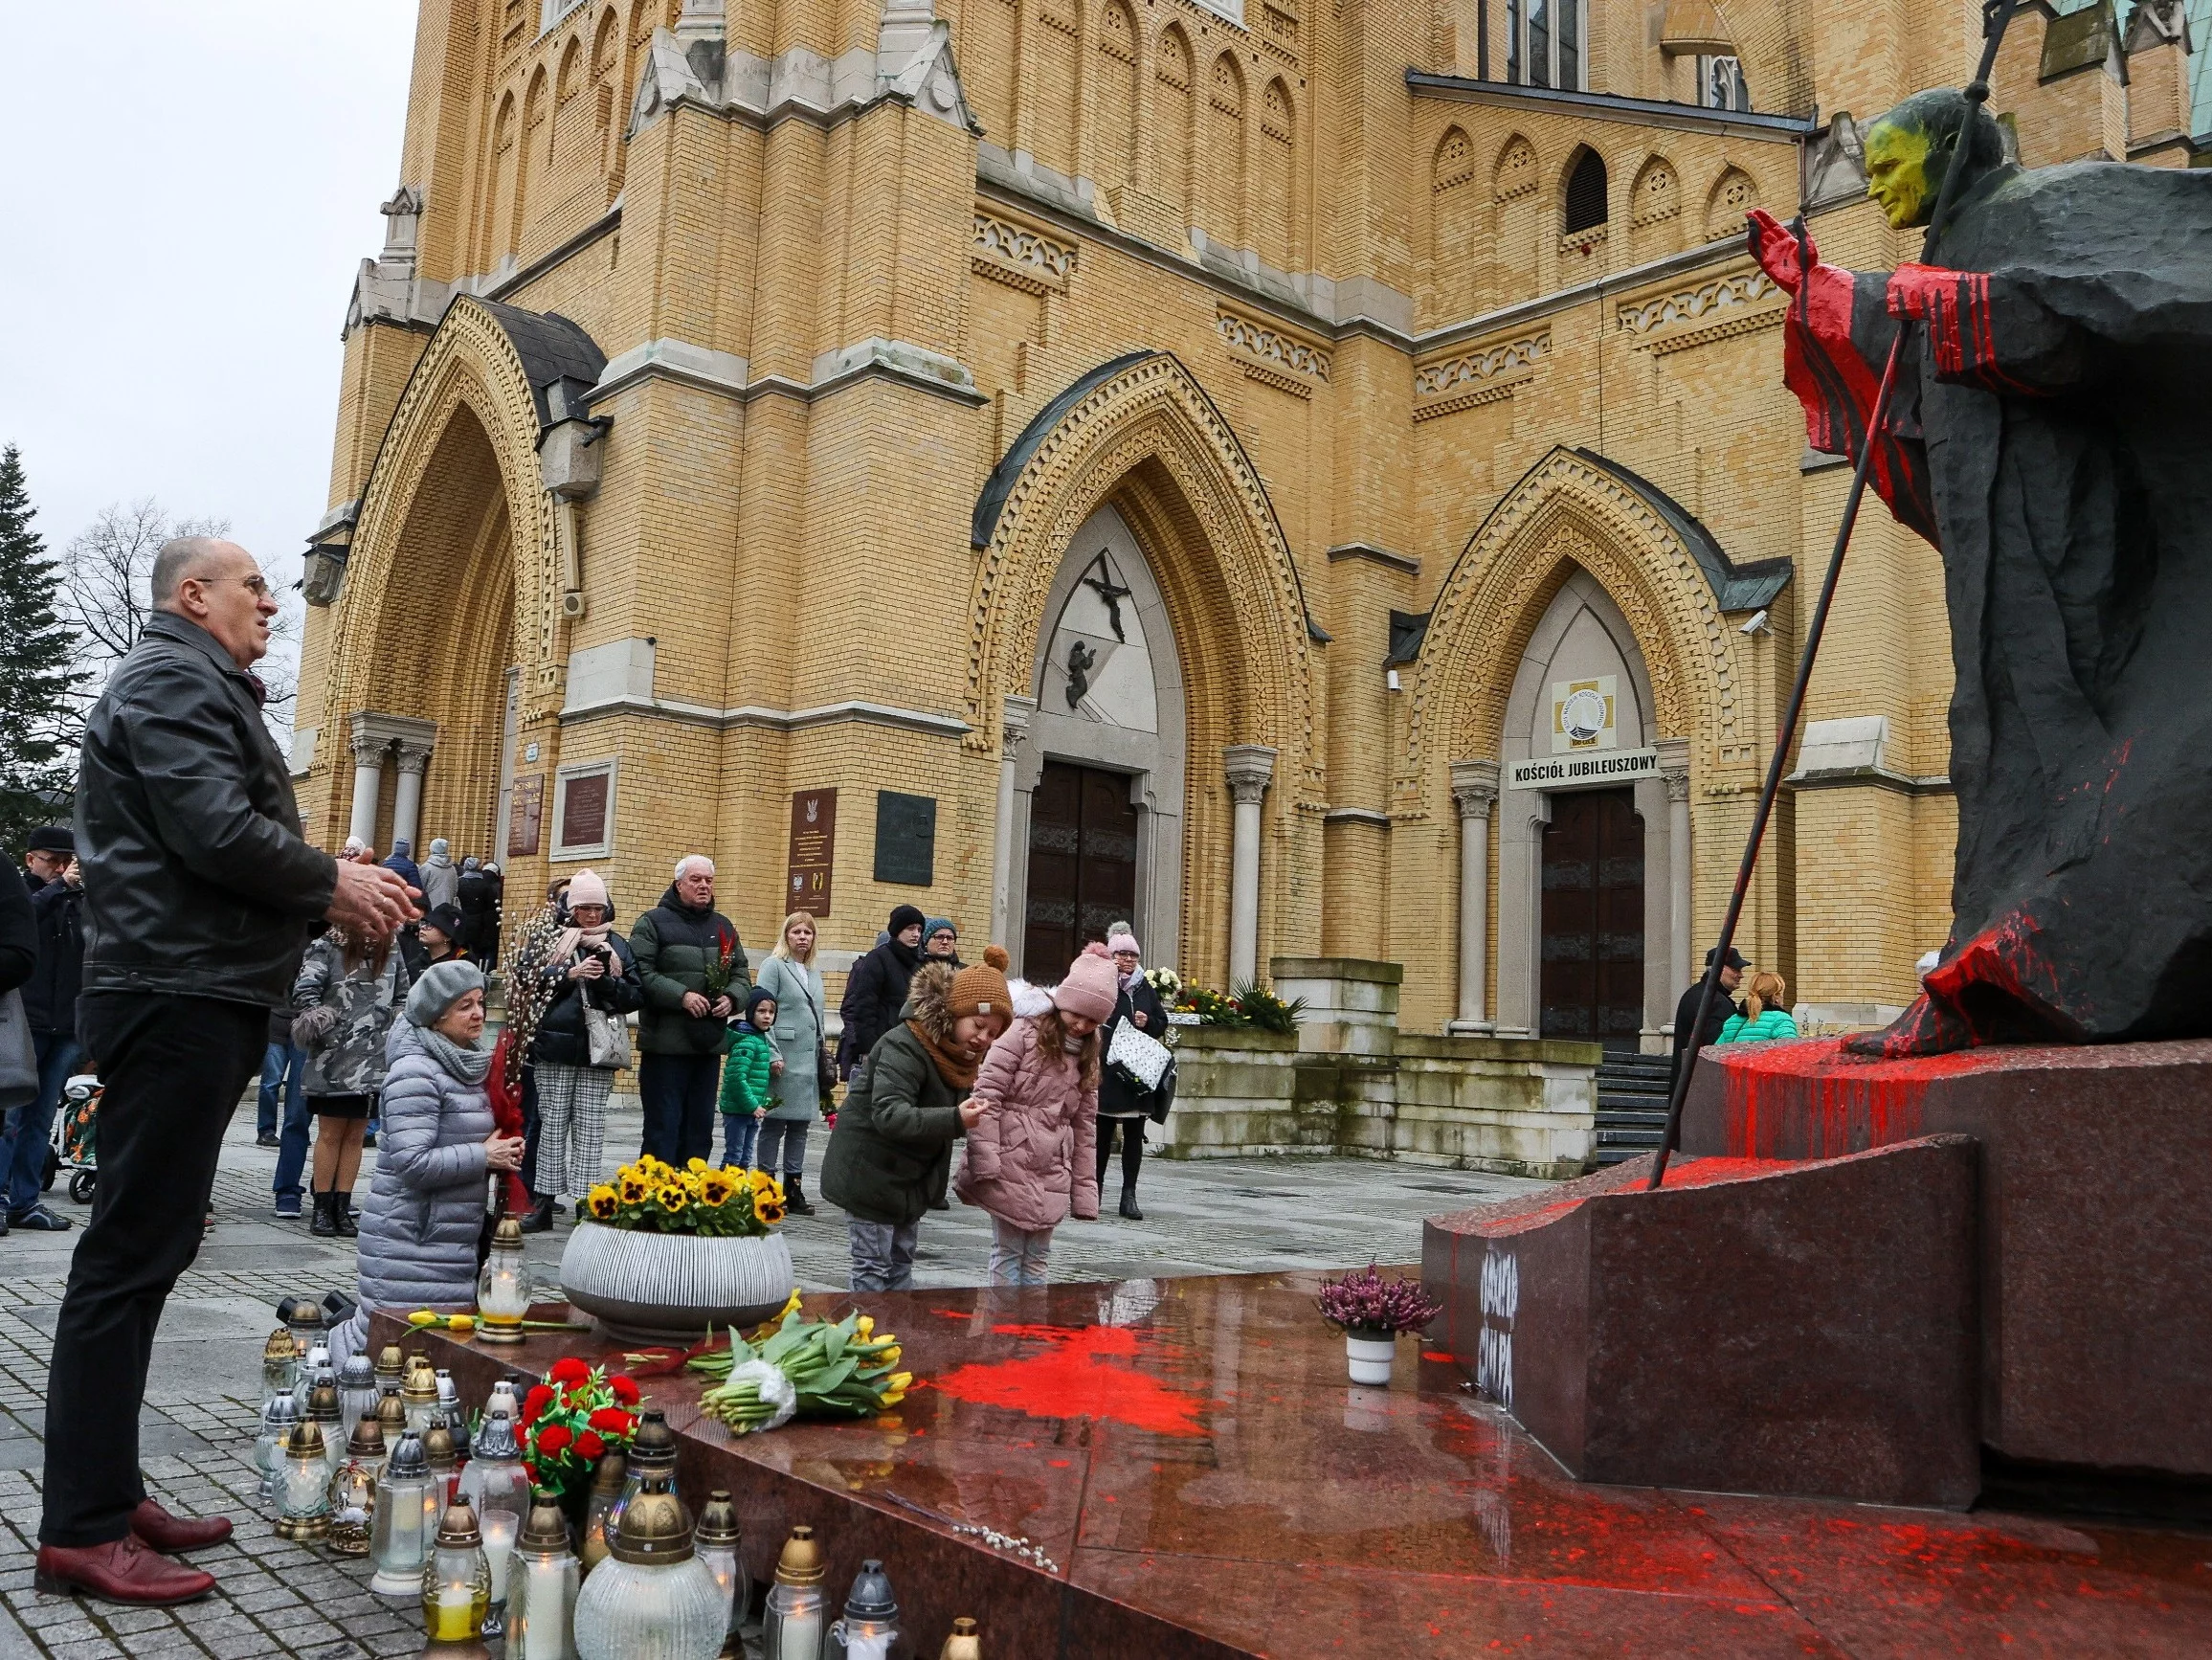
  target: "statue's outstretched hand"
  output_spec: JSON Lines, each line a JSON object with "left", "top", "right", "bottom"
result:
{"left": 1745, "top": 209, "right": 1814, "bottom": 296}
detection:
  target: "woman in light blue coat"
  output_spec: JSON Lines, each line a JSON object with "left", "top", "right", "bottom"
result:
{"left": 329, "top": 961, "right": 525, "bottom": 1366}
{"left": 754, "top": 911, "right": 828, "bottom": 1215}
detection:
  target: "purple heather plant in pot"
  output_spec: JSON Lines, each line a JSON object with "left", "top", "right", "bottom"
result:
{"left": 1318, "top": 1265, "right": 1441, "bottom": 1387}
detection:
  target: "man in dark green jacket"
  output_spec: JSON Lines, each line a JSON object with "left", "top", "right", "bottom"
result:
{"left": 629, "top": 854, "right": 746, "bottom": 1165}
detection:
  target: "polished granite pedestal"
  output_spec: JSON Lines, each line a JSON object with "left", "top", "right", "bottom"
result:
{"left": 1681, "top": 1036, "right": 2212, "bottom": 1479}
{"left": 379, "top": 1268, "right": 2212, "bottom": 1657}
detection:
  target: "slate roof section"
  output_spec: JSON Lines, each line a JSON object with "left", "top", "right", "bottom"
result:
{"left": 972, "top": 349, "right": 1158, "bottom": 549}
{"left": 1571, "top": 447, "right": 1794, "bottom": 612}
{"left": 478, "top": 299, "right": 608, "bottom": 433}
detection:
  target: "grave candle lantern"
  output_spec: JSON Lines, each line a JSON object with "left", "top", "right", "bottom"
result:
{"left": 459, "top": 1410, "right": 532, "bottom": 1637}
{"left": 827, "top": 1559, "right": 899, "bottom": 1660}
{"left": 275, "top": 1420, "right": 330, "bottom": 1541}
{"left": 423, "top": 1499, "right": 492, "bottom": 1644}
{"left": 507, "top": 1498, "right": 582, "bottom": 1660}
{"left": 370, "top": 1431, "right": 440, "bottom": 1597}
{"left": 692, "top": 1490, "right": 742, "bottom": 1658}
{"left": 762, "top": 1526, "right": 827, "bottom": 1660}
{"left": 477, "top": 1215, "right": 531, "bottom": 1344}
{"left": 571, "top": 1456, "right": 725, "bottom": 1660}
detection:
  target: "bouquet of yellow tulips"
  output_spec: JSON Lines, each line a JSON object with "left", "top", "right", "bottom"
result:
{"left": 581, "top": 1155, "right": 786, "bottom": 1237}
{"left": 679, "top": 1292, "right": 914, "bottom": 1435}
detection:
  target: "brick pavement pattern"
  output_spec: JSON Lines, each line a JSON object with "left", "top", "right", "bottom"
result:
{"left": 0, "top": 1106, "right": 1545, "bottom": 1655}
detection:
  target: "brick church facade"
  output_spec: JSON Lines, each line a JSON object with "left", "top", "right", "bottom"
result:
{"left": 295, "top": 0, "right": 2202, "bottom": 1040}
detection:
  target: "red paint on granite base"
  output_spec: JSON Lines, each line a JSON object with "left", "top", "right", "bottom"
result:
{"left": 377, "top": 1265, "right": 2212, "bottom": 1659}
{"left": 1685, "top": 1035, "right": 2212, "bottom": 1477}
{"left": 925, "top": 1323, "right": 1211, "bottom": 1436}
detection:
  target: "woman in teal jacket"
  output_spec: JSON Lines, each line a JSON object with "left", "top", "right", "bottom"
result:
{"left": 1717, "top": 971, "right": 1799, "bottom": 1043}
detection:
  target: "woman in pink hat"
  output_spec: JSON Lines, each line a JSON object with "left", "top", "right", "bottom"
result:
{"left": 954, "top": 944, "right": 1114, "bottom": 1285}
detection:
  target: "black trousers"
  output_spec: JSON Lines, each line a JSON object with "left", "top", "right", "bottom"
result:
{"left": 1096, "top": 1117, "right": 1145, "bottom": 1190}
{"left": 43, "top": 993, "right": 264, "bottom": 1546}
{"left": 638, "top": 1051, "right": 719, "bottom": 1167}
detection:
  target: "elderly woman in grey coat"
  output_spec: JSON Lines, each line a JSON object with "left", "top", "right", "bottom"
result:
{"left": 327, "top": 961, "right": 524, "bottom": 1368}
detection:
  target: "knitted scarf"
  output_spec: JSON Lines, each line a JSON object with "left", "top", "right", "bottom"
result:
{"left": 907, "top": 1019, "right": 979, "bottom": 1091}
{"left": 422, "top": 1028, "right": 496, "bottom": 1087}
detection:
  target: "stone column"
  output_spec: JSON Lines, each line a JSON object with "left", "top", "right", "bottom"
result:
{"left": 1223, "top": 745, "right": 1277, "bottom": 986}
{"left": 1449, "top": 759, "right": 1500, "bottom": 1032}
{"left": 1656, "top": 736, "right": 1692, "bottom": 1014}
{"left": 390, "top": 736, "right": 436, "bottom": 856}
{"left": 346, "top": 719, "right": 388, "bottom": 848}
{"left": 990, "top": 696, "right": 1036, "bottom": 949}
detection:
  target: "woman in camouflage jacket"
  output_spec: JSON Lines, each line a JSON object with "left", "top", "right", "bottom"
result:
{"left": 292, "top": 928, "right": 413, "bottom": 1239}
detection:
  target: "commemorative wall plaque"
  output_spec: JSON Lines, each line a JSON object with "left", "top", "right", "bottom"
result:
{"left": 874, "top": 791, "right": 936, "bottom": 886}
{"left": 786, "top": 788, "right": 838, "bottom": 917}
{"left": 508, "top": 774, "right": 544, "bottom": 857}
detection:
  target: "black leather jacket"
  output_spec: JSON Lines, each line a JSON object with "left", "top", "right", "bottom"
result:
{"left": 77, "top": 613, "right": 336, "bottom": 1007}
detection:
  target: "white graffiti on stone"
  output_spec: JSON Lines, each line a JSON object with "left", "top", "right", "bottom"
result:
{"left": 1474, "top": 1246, "right": 1517, "bottom": 1407}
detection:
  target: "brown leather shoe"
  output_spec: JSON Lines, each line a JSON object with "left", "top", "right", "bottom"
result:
{"left": 129, "top": 1498, "right": 233, "bottom": 1554}
{"left": 34, "top": 1535, "right": 215, "bottom": 1605}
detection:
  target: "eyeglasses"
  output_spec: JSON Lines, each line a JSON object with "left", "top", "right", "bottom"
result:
{"left": 190, "top": 572, "right": 274, "bottom": 598}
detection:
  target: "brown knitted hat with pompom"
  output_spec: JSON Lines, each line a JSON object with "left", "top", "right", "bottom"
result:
{"left": 947, "top": 945, "right": 1013, "bottom": 1021}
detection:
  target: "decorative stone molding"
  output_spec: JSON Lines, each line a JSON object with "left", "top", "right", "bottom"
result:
{"left": 1434, "top": 126, "right": 1478, "bottom": 191}
{"left": 1558, "top": 225, "right": 1608, "bottom": 260}
{"left": 1224, "top": 744, "right": 1278, "bottom": 804}
{"left": 1217, "top": 310, "right": 1330, "bottom": 395}
{"left": 972, "top": 212, "right": 1076, "bottom": 295}
{"left": 1451, "top": 758, "right": 1500, "bottom": 818}
{"left": 1629, "top": 161, "right": 1680, "bottom": 227}
{"left": 1397, "top": 446, "right": 1752, "bottom": 806}
{"left": 1413, "top": 331, "right": 1548, "bottom": 419}
{"left": 964, "top": 352, "right": 1318, "bottom": 800}
{"left": 1616, "top": 268, "right": 1783, "bottom": 353}
{"left": 1494, "top": 135, "right": 1538, "bottom": 200}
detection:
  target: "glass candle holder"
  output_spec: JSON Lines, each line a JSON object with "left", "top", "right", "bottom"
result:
{"left": 261, "top": 1326, "right": 300, "bottom": 1412}
{"left": 508, "top": 1499, "right": 582, "bottom": 1660}
{"left": 304, "top": 1376, "right": 345, "bottom": 1482}
{"left": 275, "top": 1421, "right": 330, "bottom": 1541}
{"left": 295, "top": 1342, "right": 330, "bottom": 1415}
{"left": 828, "top": 1559, "right": 899, "bottom": 1660}
{"left": 423, "top": 1500, "right": 492, "bottom": 1644}
{"left": 571, "top": 1469, "right": 725, "bottom": 1660}
{"left": 256, "top": 1395, "right": 301, "bottom": 1513}
{"left": 403, "top": 1358, "right": 441, "bottom": 1437}
{"left": 370, "top": 1432, "right": 439, "bottom": 1597}
{"left": 762, "top": 1526, "right": 827, "bottom": 1660}
{"left": 939, "top": 1617, "right": 982, "bottom": 1660}
{"left": 374, "top": 1341, "right": 406, "bottom": 1397}
{"left": 693, "top": 1491, "right": 742, "bottom": 1657}
{"left": 326, "top": 1454, "right": 379, "bottom": 1558}
{"left": 338, "top": 1353, "right": 379, "bottom": 1436}
{"left": 477, "top": 1216, "right": 531, "bottom": 1344}
{"left": 579, "top": 1451, "right": 627, "bottom": 1578}
{"left": 460, "top": 1412, "right": 531, "bottom": 1637}
{"left": 423, "top": 1417, "right": 460, "bottom": 1501}
{"left": 284, "top": 1301, "right": 324, "bottom": 1372}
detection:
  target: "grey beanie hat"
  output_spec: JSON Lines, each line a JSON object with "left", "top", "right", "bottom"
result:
{"left": 406, "top": 959, "right": 485, "bottom": 1028}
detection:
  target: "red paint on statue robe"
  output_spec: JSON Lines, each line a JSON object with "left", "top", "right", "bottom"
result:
{"left": 925, "top": 1323, "right": 1210, "bottom": 1438}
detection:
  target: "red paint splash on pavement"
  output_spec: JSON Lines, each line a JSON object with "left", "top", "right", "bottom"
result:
{"left": 925, "top": 1323, "right": 1210, "bottom": 1437}
{"left": 1722, "top": 1037, "right": 2005, "bottom": 1157}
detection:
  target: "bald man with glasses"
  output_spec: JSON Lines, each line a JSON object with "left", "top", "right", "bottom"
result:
{"left": 34, "top": 538, "right": 414, "bottom": 1606}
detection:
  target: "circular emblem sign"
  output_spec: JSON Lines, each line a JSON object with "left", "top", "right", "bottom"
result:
{"left": 1560, "top": 687, "right": 1608, "bottom": 745}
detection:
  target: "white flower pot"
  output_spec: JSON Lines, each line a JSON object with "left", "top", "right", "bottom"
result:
{"left": 559, "top": 1223, "right": 795, "bottom": 1344}
{"left": 1345, "top": 1333, "right": 1396, "bottom": 1386}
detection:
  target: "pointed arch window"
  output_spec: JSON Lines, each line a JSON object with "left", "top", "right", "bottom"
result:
{"left": 1563, "top": 147, "right": 1607, "bottom": 234}
{"left": 1505, "top": 0, "right": 1583, "bottom": 91}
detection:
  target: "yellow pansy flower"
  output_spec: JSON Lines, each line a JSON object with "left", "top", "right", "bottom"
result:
{"left": 586, "top": 1184, "right": 619, "bottom": 1222}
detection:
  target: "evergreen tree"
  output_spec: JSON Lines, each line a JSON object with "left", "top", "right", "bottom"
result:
{"left": 0, "top": 446, "right": 84, "bottom": 853}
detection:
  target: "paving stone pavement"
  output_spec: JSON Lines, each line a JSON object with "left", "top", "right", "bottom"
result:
{"left": 0, "top": 1103, "right": 1550, "bottom": 1655}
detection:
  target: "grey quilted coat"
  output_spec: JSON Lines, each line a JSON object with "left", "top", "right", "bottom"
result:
{"left": 351, "top": 1021, "right": 491, "bottom": 1321}
{"left": 292, "top": 934, "right": 412, "bottom": 1098}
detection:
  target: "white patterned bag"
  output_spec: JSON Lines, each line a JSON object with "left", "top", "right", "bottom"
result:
{"left": 1106, "top": 1018, "right": 1173, "bottom": 1093}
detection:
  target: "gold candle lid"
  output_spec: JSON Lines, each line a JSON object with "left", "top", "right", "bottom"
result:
{"left": 347, "top": 1414, "right": 387, "bottom": 1459}
{"left": 436, "top": 1499, "right": 482, "bottom": 1549}
{"left": 421, "top": 1418, "right": 458, "bottom": 1468}
{"left": 489, "top": 1215, "right": 525, "bottom": 1250}
{"left": 941, "top": 1617, "right": 982, "bottom": 1660}
{"left": 626, "top": 1409, "right": 677, "bottom": 1474}
{"left": 773, "top": 1525, "right": 824, "bottom": 1586}
{"left": 304, "top": 1380, "right": 341, "bottom": 1424}
{"left": 609, "top": 1487, "right": 695, "bottom": 1565}
{"left": 263, "top": 1327, "right": 297, "bottom": 1366}
{"left": 521, "top": 1500, "right": 572, "bottom": 1554}
{"left": 589, "top": 1449, "right": 629, "bottom": 1495}
{"left": 376, "top": 1342, "right": 405, "bottom": 1376}
{"left": 695, "top": 1490, "right": 740, "bottom": 1548}
{"left": 376, "top": 1386, "right": 408, "bottom": 1435}
{"left": 284, "top": 1420, "right": 325, "bottom": 1460}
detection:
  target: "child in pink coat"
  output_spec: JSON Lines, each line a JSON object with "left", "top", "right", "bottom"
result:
{"left": 955, "top": 944, "right": 1117, "bottom": 1284}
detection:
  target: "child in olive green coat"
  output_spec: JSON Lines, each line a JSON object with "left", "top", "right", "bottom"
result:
{"left": 718, "top": 986, "right": 781, "bottom": 1167}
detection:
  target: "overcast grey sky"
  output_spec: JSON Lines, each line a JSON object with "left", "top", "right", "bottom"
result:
{"left": 0, "top": 3, "right": 417, "bottom": 582}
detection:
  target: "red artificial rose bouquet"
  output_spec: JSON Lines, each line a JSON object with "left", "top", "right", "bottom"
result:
{"left": 519, "top": 1357, "right": 645, "bottom": 1499}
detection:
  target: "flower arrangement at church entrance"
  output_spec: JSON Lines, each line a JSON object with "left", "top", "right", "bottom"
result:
{"left": 557, "top": 1156, "right": 797, "bottom": 1344}
{"left": 516, "top": 1357, "right": 645, "bottom": 1525}
{"left": 628, "top": 1293, "right": 913, "bottom": 1435}
{"left": 1317, "top": 1265, "right": 1442, "bottom": 1386}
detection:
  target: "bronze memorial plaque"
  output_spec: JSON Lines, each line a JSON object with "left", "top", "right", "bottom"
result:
{"left": 561, "top": 771, "right": 611, "bottom": 850}
{"left": 786, "top": 787, "right": 838, "bottom": 917}
{"left": 508, "top": 774, "right": 544, "bottom": 858}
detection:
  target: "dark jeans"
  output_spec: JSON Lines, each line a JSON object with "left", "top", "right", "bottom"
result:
{"left": 638, "top": 1051, "right": 720, "bottom": 1167}
{"left": 1, "top": 1029, "right": 81, "bottom": 1214}
{"left": 43, "top": 993, "right": 263, "bottom": 1546}
{"left": 257, "top": 1040, "right": 305, "bottom": 1139}
{"left": 269, "top": 1043, "right": 315, "bottom": 1201}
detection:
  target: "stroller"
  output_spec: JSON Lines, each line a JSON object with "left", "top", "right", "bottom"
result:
{"left": 46, "top": 1073, "right": 100, "bottom": 1205}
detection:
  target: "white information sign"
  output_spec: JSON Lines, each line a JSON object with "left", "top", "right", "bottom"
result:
{"left": 1508, "top": 747, "right": 1662, "bottom": 790}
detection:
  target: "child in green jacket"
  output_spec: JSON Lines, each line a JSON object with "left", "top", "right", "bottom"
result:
{"left": 719, "top": 986, "right": 781, "bottom": 1167}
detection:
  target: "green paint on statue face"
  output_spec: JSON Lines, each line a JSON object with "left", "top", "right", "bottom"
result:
{"left": 1866, "top": 121, "right": 1937, "bottom": 228}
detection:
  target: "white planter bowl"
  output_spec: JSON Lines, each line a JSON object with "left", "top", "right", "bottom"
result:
{"left": 559, "top": 1223, "right": 796, "bottom": 1343}
{"left": 1345, "top": 1333, "right": 1397, "bottom": 1386}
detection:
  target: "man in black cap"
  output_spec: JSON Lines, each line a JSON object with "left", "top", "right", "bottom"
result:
{"left": 1670, "top": 946, "right": 1747, "bottom": 1088}
{"left": 21, "top": 826, "right": 72, "bottom": 894}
